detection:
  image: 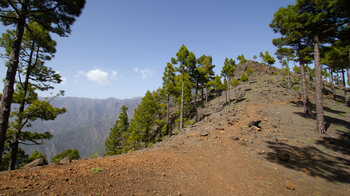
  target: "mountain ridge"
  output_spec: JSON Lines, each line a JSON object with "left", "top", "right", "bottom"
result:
{"left": 26, "top": 96, "right": 142, "bottom": 160}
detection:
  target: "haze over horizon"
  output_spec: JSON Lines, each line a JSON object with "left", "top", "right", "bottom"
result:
{"left": 1, "top": 0, "right": 295, "bottom": 99}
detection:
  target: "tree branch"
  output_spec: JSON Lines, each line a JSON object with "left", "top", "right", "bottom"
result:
{"left": 0, "top": 14, "right": 18, "bottom": 20}
{"left": 19, "top": 117, "right": 30, "bottom": 132}
{"left": 29, "top": 4, "right": 59, "bottom": 14}
{"left": 19, "top": 141, "right": 43, "bottom": 145}
{"left": 17, "top": 68, "right": 25, "bottom": 89}
{"left": 8, "top": 0, "right": 22, "bottom": 18}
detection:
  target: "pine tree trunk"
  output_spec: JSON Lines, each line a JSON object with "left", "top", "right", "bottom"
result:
{"left": 0, "top": 18, "right": 26, "bottom": 165}
{"left": 227, "top": 77, "right": 231, "bottom": 104}
{"left": 347, "top": 68, "right": 350, "bottom": 105}
{"left": 287, "top": 64, "right": 291, "bottom": 89}
{"left": 298, "top": 48, "right": 310, "bottom": 115}
{"left": 194, "top": 83, "right": 198, "bottom": 122}
{"left": 167, "top": 94, "right": 171, "bottom": 136}
{"left": 205, "top": 87, "right": 208, "bottom": 103}
{"left": 330, "top": 67, "right": 335, "bottom": 100}
{"left": 180, "top": 69, "right": 184, "bottom": 129}
{"left": 201, "top": 88, "right": 204, "bottom": 103}
{"left": 347, "top": 68, "right": 350, "bottom": 87}
{"left": 8, "top": 137, "right": 18, "bottom": 170}
{"left": 314, "top": 34, "right": 325, "bottom": 133}
{"left": 342, "top": 69, "right": 347, "bottom": 105}
{"left": 9, "top": 42, "right": 36, "bottom": 170}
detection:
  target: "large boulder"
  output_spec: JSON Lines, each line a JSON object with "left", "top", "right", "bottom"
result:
{"left": 58, "top": 157, "right": 72, "bottom": 165}
{"left": 23, "top": 158, "right": 48, "bottom": 169}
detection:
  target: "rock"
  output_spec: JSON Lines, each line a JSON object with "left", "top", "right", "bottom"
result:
{"left": 277, "top": 153, "right": 290, "bottom": 161}
{"left": 23, "top": 158, "right": 48, "bottom": 169}
{"left": 285, "top": 180, "right": 295, "bottom": 190}
{"left": 238, "top": 141, "right": 247, "bottom": 146}
{"left": 232, "top": 136, "right": 240, "bottom": 140}
{"left": 215, "top": 126, "right": 224, "bottom": 130}
{"left": 58, "top": 157, "right": 72, "bottom": 164}
{"left": 200, "top": 130, "right": 210, "bottom": 136}
{"left": 251, "top": 126, "right": 262, "bottom": 132}
{"left": 301, "top": 168, "right": 311, "bottom": 174}
{"left": 248, "top": 120, "right": 262, "bottom": 128}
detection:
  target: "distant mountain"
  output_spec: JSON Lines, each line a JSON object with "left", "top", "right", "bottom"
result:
{"left": 25, "top": 96, "right": 142, "bottom": 160}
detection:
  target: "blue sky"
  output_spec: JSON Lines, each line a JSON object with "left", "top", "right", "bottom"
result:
{"left": 1, "top": 0, "right": 296, "bottom": 99}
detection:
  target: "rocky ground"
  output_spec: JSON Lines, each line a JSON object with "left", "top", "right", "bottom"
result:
{"left": 0, "top": 62, "right": 349, "bottom": 195}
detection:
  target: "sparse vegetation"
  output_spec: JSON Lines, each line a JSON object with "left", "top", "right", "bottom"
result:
{"left": 0, "top": 0, "right": 349, "bottom": 195}
{"left": 91, "top": 167, "right": 104, "bottom": 173}
{"left": 240, "top": 73, "right": 249, "bottom": 82}
{"left": 237, "top": 54, "right": 247, "bottom": 64}
{"left": 51, "top": 149, "right": 80, "bottom": 164}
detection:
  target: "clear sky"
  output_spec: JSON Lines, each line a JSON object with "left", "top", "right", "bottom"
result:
{"left": 1, "top": 0, "right": 296, "bottom": 99}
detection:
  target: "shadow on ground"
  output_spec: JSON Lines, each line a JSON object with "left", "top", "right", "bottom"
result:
{"left": 316, "top": 130, "right": 350, "bottom": 156}
{"left": 291, "top": 100, "right": 350, "bottom": 131}
{"left": 293, "top": 111, "right": 350, "bottom": 131}
{"left": 290, "top": 101, "right": 346, "bottom": 115}
{"left": 265, "top": 141, "right": 350, "bottom": 183}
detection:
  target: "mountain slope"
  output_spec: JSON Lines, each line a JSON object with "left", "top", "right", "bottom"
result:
{"left": 1, "top": 61, "right": 349, "bottom": 195}
{"left": 27, "top": 97, "right": 141, "bottom": 159}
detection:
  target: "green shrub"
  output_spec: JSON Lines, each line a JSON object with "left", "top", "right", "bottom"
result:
{"left": 240, "top": 73, "right": 249, "bottom": 82}
{"left": 292, "top": 86, "right": 299, "bottom": 91}
{"left": 231, "top": 78, "right": 241, "bottom": 86}
{"left": 28, "top": 150, "right": 47, "bottom": 163}
{"left": 91, "top": 153, "right": 99, "bottom": 159}
{"left": 338, "top": 113, "right": 346, "bottom": 117}
{"left": 147, "top": 142, "right": 153, "bottom": 148}
{"left": 246, "top": 67, "right": 254, "bottom": 76}
{"left": 51, "top": 148, "right": 80, "bottom": 163}
{"left": 91, "top": 167, "right": 103, "bottom": 173}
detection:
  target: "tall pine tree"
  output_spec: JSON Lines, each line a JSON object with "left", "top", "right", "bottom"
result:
{"left": 171, "top": 45, "right": 196, "bottom": 129}
{"left": 0, "top": 0, "right": 86, "bottom": 164}
{"left": 105, "top": 105, "right": 129, "bottom": 156}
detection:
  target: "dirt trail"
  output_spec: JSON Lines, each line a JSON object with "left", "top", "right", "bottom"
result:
{"left": 1, "top": 100, "right": 349, "bottom": 195}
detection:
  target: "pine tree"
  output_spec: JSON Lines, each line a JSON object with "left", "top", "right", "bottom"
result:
{"left": 270, "top": 4, "right": 314, "bottom": 116}
{"left": 197, "top": 55, "right": 215, "bottom": 103}
{"left": 0, "top": 0, "right": 86, "bottom": 164}
{"left": 0, "top": 147, "right": 28, "bottom": 171}
{"left": 271, "top": 0, "right": 349, "bottom": 133}
{"left": 260, "top": 51, "right": 275, "bottom": 66}
{"left": 173, "top": 72, "right": 193, "bottom": 126}
{"left": 105, "top": 105, "right": 130, "bottom": 156}
{"left": 171, "top": 45, "right": 196, "bottom": 129}
{"left": 208, "top": 75, "right": 225, "bottom": 98}
{"left": 322, "top": 42, "right": 350, "bottom": 104}
{"left": 294, "top": 0, "right": 349, "bottom": 133}
{"left": 237, "top": 54, "right": 247, "bottom": 64}
{"left": 162, "top": 63, "right": 176, "bottom": 135}
{"left": 221, "top": 58, "right": 236, "bottom": 104}
{"left": 275, "top": 47, "right": 295, "bottom": 88}
{"left": 129, "top": 91, "right": 162, "bottom": 148}
{"left": 1, "top": 22, "right": 65, "bottom": 170}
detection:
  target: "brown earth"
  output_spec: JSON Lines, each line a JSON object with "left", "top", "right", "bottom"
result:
{"left": 1, "top": 62, "right": 349, "bottom": 195}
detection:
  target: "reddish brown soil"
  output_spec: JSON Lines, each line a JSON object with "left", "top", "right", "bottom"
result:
{"left": 1, "top": 96, "right": 349, "bottom": 195}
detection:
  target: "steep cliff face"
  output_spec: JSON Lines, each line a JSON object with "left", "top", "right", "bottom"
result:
{"left": 26, "top": 97, "right": 142, "bottom": 159}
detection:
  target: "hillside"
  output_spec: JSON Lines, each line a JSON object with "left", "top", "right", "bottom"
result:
{"left": 1, "top": 62, "right": 349, "bottom": 195}
{"left": 26, "top": 97, "right": 142, "bottom": 159}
